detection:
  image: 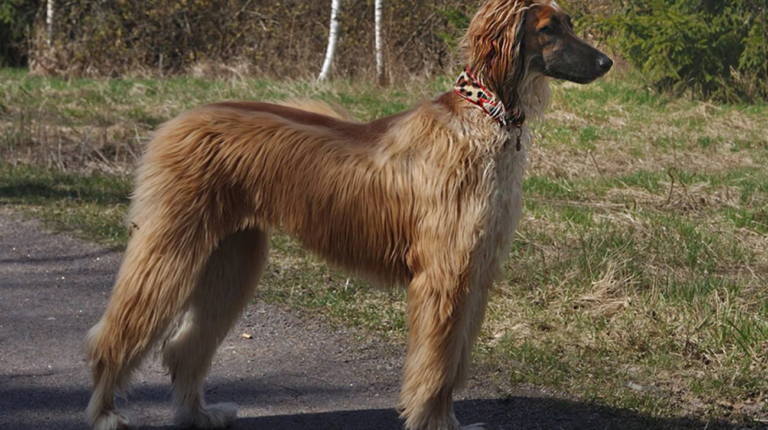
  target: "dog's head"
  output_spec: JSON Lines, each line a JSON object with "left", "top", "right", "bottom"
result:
{"left": 524, "top": 3, "right": 613, "bottom": 84}
{"left": 464, "top": 0, "right": 612, "bottom": 107}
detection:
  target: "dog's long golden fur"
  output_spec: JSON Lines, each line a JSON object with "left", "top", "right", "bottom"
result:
{"left": 85, "top": 1, "right": 611, "bottom": 429}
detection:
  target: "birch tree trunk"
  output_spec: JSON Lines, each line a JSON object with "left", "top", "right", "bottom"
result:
{"left": 46, "top": 0, "right": 55, "bottom": 46}
{"left": 375, "top": 0, "right": 386, "bottom": 85}
{"left": 318, "top": 0, "right": 342, "bottom": 82}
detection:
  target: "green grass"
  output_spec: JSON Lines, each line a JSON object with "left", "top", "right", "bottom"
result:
{"left": 0, "top": 165, "right": 131, "bottom": 247}
{"left": 2, "top": 68, "right": 767, "bottom": 425}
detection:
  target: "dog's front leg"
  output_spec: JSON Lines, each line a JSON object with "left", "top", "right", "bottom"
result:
{"left": 398, "top": 269, "right": 490, "bottom": 430}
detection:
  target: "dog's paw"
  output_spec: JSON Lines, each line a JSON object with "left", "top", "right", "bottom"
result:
{"left": 91, "top": 409, "right": 137, "bottom": 430}
{"left": 174, "top": 402, "right": 237, "bottom": 429}
{"left": 460, "top": 424, "right": 487, "bottom": 430}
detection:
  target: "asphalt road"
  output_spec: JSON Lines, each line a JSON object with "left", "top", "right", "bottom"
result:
{"left": 0, "top": 209, "right": 747, "bottom": 430}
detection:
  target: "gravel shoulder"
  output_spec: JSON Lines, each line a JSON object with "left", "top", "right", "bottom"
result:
{"left": 0, "top": 209, "right": 734, "bottom": 430}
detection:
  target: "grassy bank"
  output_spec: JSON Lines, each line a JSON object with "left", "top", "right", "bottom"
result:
{"left": 1, "top": 68, "right": 767, "bottom": 425}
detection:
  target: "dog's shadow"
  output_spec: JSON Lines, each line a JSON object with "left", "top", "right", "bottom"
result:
{"left": 141, "top": 396, "right": 738, "bottom": 430}
{"left": 0, "top": 381, "right": 744, "bottom": 430}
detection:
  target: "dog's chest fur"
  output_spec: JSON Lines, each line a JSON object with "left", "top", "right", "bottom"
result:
{"left": 454, "top": 114, "right": 528, "bottom": 278}
{"left": 483, "top": 127, "right": 527, "bottom": 267}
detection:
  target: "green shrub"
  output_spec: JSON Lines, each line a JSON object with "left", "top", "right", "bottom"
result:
{"left": 594, "top": 0, "right": 768, "bottom": 100}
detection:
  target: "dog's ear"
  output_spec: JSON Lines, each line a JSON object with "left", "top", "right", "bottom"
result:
{"left": 512, "top": 7, "right": 528, "bottom": 53}
{"left": 463, "top": 0, "right": 529, "bottom": 108}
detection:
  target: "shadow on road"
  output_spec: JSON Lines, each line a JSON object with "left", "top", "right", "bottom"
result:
{"left": 148, "top": 398, "right": 748, "bottom": 430}
{"left": 1, "top": 382, "right": 745, "bottom": 430}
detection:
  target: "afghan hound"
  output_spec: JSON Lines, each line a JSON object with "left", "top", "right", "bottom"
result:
{"left": 85, "top": 0, "right": 612, "bottom": 429}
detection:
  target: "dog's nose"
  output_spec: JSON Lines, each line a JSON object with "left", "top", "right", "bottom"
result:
{"left": 598, "top": 55, "right": 613, "bottom": 72}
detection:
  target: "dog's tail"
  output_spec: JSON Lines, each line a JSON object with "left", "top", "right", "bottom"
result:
{"left": 84, "top": 119, "right": 224, "bottom": 427}
{"left": 278, "top": 98, "right": 356, "bottom": 121}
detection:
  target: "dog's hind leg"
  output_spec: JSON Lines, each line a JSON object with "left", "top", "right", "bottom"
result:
{"left": 162, "top": 228, "right": 269, "bottom": 429}
{"left": 85, "top": 221, "right": 221, "bottom": 430}
{"left": 398, "top": 268, "right": 492, "bottom": 430}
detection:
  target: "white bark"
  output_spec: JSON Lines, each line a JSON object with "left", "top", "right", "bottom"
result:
{"left": 318, "top": 0, "right": 342, "bottom": 82}
{"left": 375, "top": 0, "right": 385, "bottom": 85}
{"left": 46, "top": 0, "right": 55, "bottom": 46}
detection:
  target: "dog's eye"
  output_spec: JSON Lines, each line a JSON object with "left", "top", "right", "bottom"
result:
{"left": 538, "top": 24, "right": 556, "bottom": 35}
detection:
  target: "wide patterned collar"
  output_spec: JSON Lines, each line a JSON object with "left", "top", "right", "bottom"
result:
{"left": 453, "top": 67, "right": 525, "bottom": 130}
